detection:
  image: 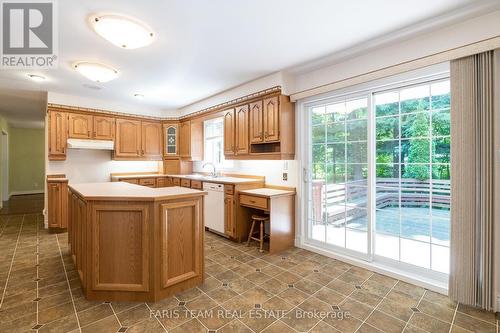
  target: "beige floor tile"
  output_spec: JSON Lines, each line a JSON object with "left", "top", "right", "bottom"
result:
{"left": 366, "top": 309, "right": 406, "bottom": 333}
{"left": 408, "top": 312, "right": 451, "bottom": 333}
{"left": 453, "top": 312, "right": 497, "bottom": 333}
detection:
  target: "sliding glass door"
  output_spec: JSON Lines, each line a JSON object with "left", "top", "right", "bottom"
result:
{"left": 311, "top": 97, "right": 369, "bottom": 256}
{"left": 307, "top": 78, "right": 451, "bottom": 276}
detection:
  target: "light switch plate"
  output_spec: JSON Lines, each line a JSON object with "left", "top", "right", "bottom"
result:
{"left": 283, "top": 172, "right": 288, "bottom": 181}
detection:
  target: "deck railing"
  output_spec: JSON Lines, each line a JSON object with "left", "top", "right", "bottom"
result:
{"left": 311, "top": 178, "right": 450, "bottom": 224}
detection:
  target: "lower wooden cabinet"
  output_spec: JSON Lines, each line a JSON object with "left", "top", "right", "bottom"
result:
{"left": 47, "top": 177, "right": 68, "bottom": 229}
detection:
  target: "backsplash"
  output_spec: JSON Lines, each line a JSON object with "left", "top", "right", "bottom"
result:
{"left": 47, "top": 149, "right": 161, "bottom": 183}
{"left": 193, "top": 160, "right": 298, "bottom": 187}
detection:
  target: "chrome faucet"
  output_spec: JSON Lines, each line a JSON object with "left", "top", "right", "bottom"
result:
{"left": 202, "top": 162, "right": 217, "bottom": 177}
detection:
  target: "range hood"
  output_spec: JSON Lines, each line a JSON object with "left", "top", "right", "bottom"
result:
{"left": 67, "top": 138, "right": 114, "bottom": 150}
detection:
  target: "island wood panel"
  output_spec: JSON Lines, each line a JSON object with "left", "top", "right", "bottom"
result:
{"left": 160, "top": 199, "right": 202, "bottom": 288}
{"left": 115, "top": 119, "right": 142, "bottom": 158}
{"left": 68, "top": 113, "right": 93, "bottom": 139}
{"left": 93, "top": 116, "right": 115, "bottom": 140}
{"left": 235, "top": 105, "right": 249, "bottom": 155}
{"left": 249, "top": 100, "right": 263, "bottom": 143}
{"left": 142, "top": 121, "right": 163, "bottom": 159}
{"left": 92, "top": 204, "right": 150, "bottom": 292}
{"left": 48, "top": 110, "right": 67, "bottom": 160}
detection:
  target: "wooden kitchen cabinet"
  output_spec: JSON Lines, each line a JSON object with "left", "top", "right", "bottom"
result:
{"left": 224, "top": 94, "right": 294, "bottom": 160}
{"left": 179, "top": 121, "right": 203, "bottom": 161}
{"left": 47, "top": 177, "right": 68, "bottom": 229}
{"left": 114, "top": 119, "right": 162, "bottom": 160}
{"left": 69, "top": 114, "right": 115, "bottom": 140}
{"left": 68, "top": 113, "right": 93, "bottom": 139}
{"left": 224, "top": 194, "right": 235, "bottom": 238}
{"left": 235, "top": 105, "right": 249, "bottom": 154}
{"left": 142, "top": 121, "right": 163, "bottom": 159}
{"left": 249, "top": 100, "right": 263, "bottom": 144}
{"left": 263, "top": 96, "right": 280, "bottom": 142}
{"left": 223, "top": 109, "right": 235, "bottom": 156}
{"left": 115, "top": 119, "right": 142, "bottom": 158}
{"left": 48, "top": 110, "right": 68, "bottom": 160}
{"left": 163, "top": 123, "right": 179, "bottom": 157}
{"left": 249, "top": 96, "right": 279, "bottom": 144}
{"left": 93, "top": 116, "right": 115, "bottom": 140}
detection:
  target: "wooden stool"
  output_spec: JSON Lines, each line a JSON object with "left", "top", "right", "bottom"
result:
{"left": 246, "top": 215, "right": 270, "bottom": 253}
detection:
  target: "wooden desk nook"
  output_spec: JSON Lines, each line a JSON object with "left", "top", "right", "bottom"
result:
{"left": 238, "top": 188, "right": 295, "bottom": 254}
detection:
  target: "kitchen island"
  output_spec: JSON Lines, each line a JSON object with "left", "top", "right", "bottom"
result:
{"left": 67, "top": 182, "right": 206, "bottom": 302}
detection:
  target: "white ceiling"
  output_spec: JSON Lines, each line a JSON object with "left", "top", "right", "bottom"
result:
{"left": 0, "top": 0, "right": 498, "bottom": 126}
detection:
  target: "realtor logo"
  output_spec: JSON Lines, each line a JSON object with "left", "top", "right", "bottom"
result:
{"left": 1, "top": 0, "right": 58, "bottom": 68}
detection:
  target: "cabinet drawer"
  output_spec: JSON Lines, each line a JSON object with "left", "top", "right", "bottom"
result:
{"left": 139, "top": 178, "right": 156, "bottom": 187}
{"left": 191, "top": 180, "right": 202, "bottom": 190}
{"left": 240, "top": 194, "right": 268, "bottom": 210}
{"left": 180, "top": 179, "right": 191, "bottom": 188}
{"left": 224, "top": 185, "right": 234, "bottom": 195}
{"left": 122, "top": 178, "right": 138, "bottom": 185}
{"left": 172, "top": 178, "right": 180, "bottom": 186}
{"left": 157, "top": 177, "right": 167, "bottom": 188}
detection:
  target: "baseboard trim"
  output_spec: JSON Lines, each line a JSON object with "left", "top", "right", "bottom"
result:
{"left": 9, "top": 190, "right": 44, "bottom": 197}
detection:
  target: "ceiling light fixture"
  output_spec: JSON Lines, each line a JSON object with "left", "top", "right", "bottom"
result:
{"left": 73, "top": 62, "right": 118, "bottom": 83}
{"left": 90, "top": 14, "right": 154, "bottom": 49}
{"left": 27, "top": 74, "right": 46, "bottom": 82}
{"left": 134, "top": 93, "right": 144, "bottom": 99}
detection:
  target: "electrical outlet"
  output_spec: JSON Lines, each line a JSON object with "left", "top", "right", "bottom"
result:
{"left": 282, "top": 172, "right": 288, "bottom": 181}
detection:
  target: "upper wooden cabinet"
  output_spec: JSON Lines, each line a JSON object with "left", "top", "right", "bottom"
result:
{"left": 93, "top": 116, "right": 115, "bottom": 140}
{"left": 249, "top": 101, "right": 263, "bottom": 143}
{"left": 223, "top": 109, "right": 235, "bottom": 156}
{"left": 115, "top": 119, "right": 142, "bottom": 158}
{"left": 263, "top": 96, "right": 280, "bottom": 142}
{"left": 235, "top": 105, "right": 249, "bottom": 155}
{"left": 179, "top": 120, "right": 203, "bottom": 161}
{"left": 142, "top": 121, "right": 163, "bottom": 159}
{"left": 68, "top": 114, "right": 93, "bottom": 139}
{"left": 68, "top": 113, "right": 115, "bottom": 141}
{"left": 163, "top": 123, "right": 179, "bottom": 157}
{"left": 225, "top": 94, "right": 294, "bottom": 160}
{"left": 114, "top": 119, "right": 163, "bottom": 160}
{"left": 48, "top": 110, "right": 68, "bottom": 160}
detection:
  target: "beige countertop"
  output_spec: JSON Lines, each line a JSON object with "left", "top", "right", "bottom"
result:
{"left": 69, "top": 182, "right": 206, "bottom": 201}
{"left": 238, "top": 188, "right": 295, "bottom": 198}
{"left": 111, "top": 173, "right": 167, "bottom": 180}
{"left": 166, "top": 174, "right": 263, "bottom": 184}
{"left": 111, "top": 173, "right": 264, "bottom": 185}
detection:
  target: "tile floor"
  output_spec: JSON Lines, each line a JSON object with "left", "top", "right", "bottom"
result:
{"left": 0, "top": 195, "right": 498, "bottom": 333}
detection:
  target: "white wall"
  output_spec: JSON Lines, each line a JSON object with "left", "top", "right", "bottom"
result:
{"left": 193, "top": 160, "right": 299, "bottom": 187}
{"left": 179, "top": 72, "right": 290, "bottom": 116}
{"left": 290, "top": 10, "right": 500, "bottom": 96}
{"left": 46, "top": 149, "right": 161, "bottom": 184}
{"left": 47, "top": 92, "right": 178, "bottom": 118}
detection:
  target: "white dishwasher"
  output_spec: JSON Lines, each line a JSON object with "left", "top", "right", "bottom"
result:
{"left": 203, "top": 182, "right": 226, "bottom": 235}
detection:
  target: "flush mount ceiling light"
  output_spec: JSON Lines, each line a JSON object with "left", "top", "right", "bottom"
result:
{"left": 73, "top": 62, "right": 118, "bottom": 83}
{"left": 27, "top": 74, "right": 46, "bottom": 82}
{"left": 90, "top": 14, "right": 154, "bottom": 49}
